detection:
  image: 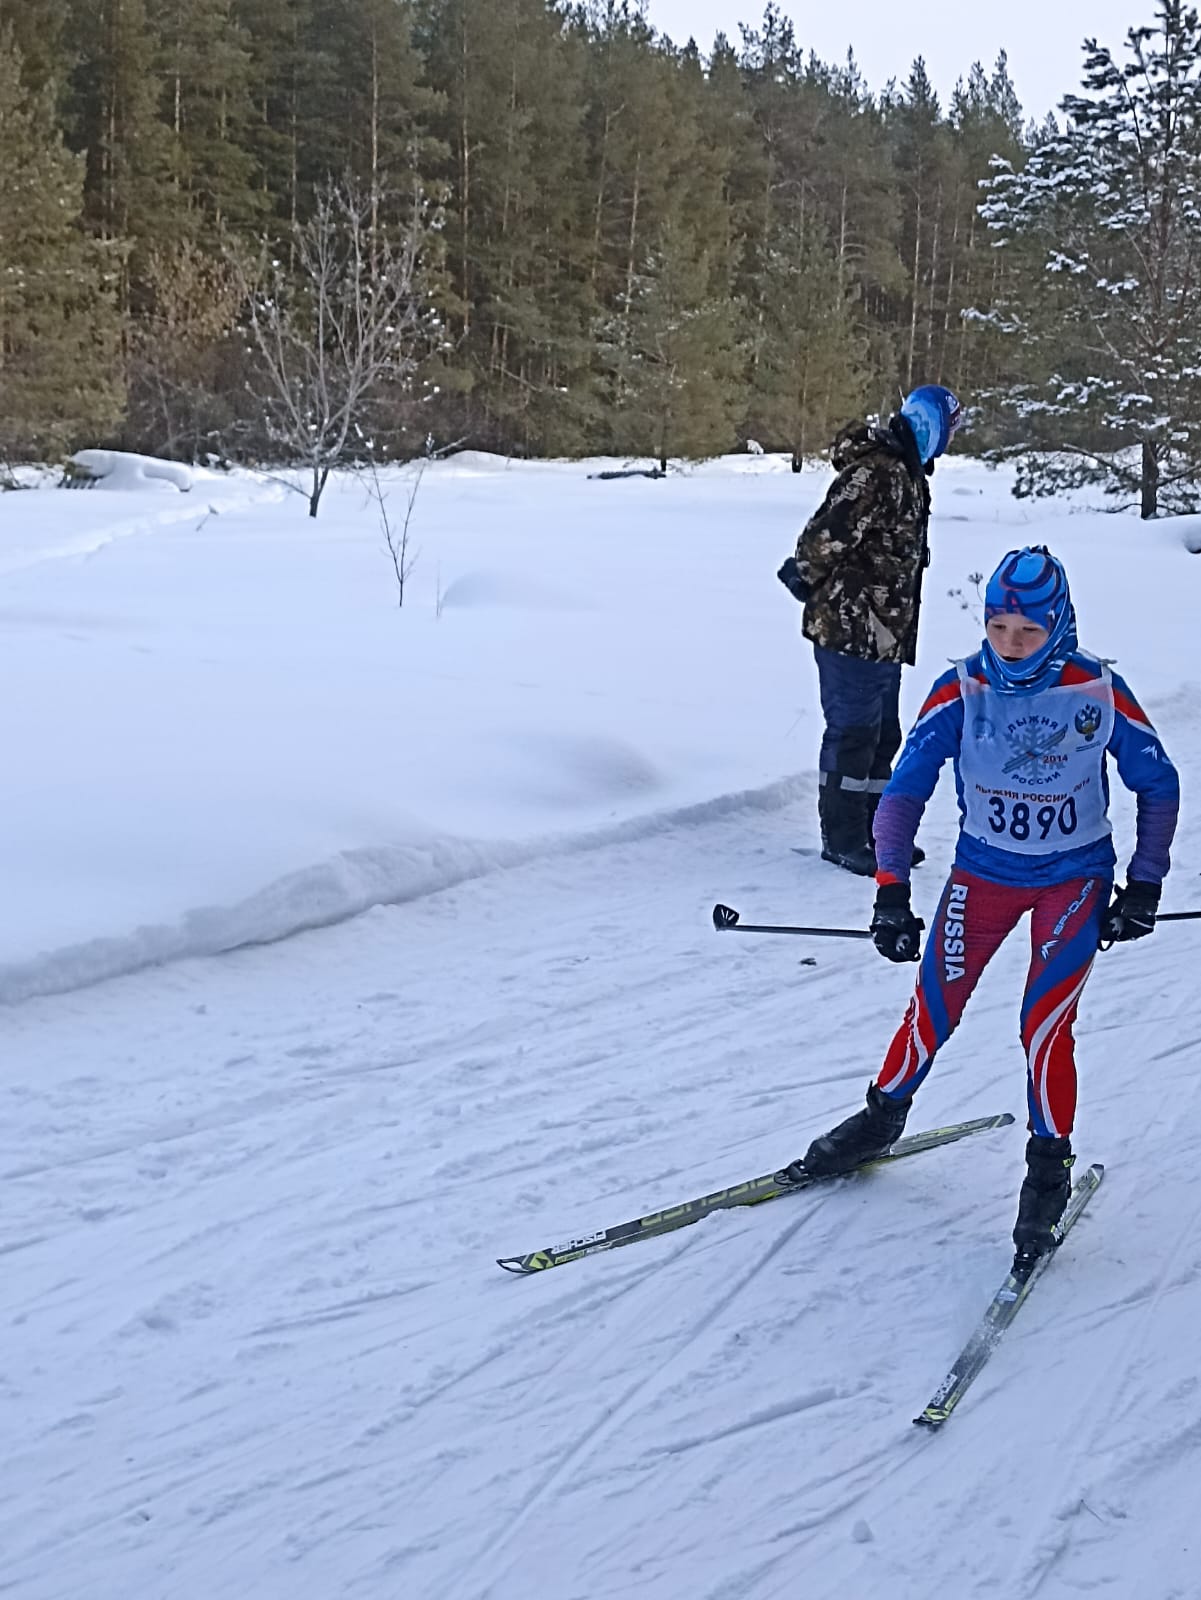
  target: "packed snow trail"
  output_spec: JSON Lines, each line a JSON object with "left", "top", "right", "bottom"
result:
{"left": 5, "top": 795, "right": 1201, "bottom": 1600}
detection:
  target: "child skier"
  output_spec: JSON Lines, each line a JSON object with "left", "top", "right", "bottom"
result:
{"left": 788, "top": 546, "right": 1179, "bottom": 1274}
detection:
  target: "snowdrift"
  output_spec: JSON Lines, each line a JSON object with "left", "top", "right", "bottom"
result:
{"left": 1, "top": 453, "right": 1196, "bottom": 1004}
{"left": 71, "top": 448, "right": 194, "bottom": 493}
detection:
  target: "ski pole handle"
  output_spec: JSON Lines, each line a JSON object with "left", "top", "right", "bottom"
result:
{"left": 1098, "top": 907, "right": 1201, "bottom": 952}
{"left": 712, "top": 903, "right": 873, "bottom": 940}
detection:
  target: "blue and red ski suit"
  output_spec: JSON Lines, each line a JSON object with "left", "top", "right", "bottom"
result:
{"left": 871, "top": 650, "right": 1179, "bottom": 1136}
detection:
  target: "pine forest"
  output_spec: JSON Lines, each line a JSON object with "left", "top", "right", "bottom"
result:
{"left": 4, "top": 0, "right": 1201, "bottom": 515}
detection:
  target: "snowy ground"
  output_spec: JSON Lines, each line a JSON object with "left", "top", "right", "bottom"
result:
{"left": 3, "top": 453, "right": 1200, "bottom": 1599}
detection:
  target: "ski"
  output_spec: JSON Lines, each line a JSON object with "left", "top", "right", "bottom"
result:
{"left": 497, "top": 1111, "right": 1015, "bottom": 1275}
{"left": 914, "top": 1162, "right": 1104, "bottom": 1430}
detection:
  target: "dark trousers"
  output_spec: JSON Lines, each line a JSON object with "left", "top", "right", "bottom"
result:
{"left": 814, "top": 645, "right": 903, "bottom": 797}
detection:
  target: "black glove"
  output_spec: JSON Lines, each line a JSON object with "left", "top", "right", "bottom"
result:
{"left": 776, "top": 556, "right": 809, "bottom": 603}
{"left": 1099, "top": 880, "right": 1160, "bottom": 947}
{"left": 871, "top": 882, "right": 924, "bottom": 963}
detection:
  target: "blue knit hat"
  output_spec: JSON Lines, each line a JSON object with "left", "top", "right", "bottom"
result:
{"left": 982, "top": 546, "right": 1078, "bottom": 693}
{"left": 900, "top": 385, "right": 962, "bottom": 462}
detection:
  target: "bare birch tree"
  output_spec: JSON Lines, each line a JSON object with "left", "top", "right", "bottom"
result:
{"left": 235, "top": 178, "right": 430, "bottom": 517}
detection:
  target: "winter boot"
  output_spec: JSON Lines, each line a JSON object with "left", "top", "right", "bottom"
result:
{"left": 1012, "top": 1134, "right": 1074, "bottom": 1278}
{"left": 867, "top": 792, "right": 925, "bottom": 869}
{"left": 818, "top": 781, "right": 877, "bottom": 877}
{"left": 783, "top": 1083, "right": 913, "bottom": 1181}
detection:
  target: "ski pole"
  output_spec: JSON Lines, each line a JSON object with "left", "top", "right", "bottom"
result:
{"left": 1102, "top": 910, "right": 1201, "bottom": 951}
{"left": 712, "top": 903, "right": 873, "bottom": 940}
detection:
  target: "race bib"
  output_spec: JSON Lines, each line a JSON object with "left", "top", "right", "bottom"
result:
{"left": 956, "top": 659, "right": 1114, "bottom": 856}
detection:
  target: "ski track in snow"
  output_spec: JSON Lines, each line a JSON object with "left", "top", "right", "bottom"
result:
{"left": 5, "top": 792, "right": 1201, "bottom": 1599}
{"left": 1013, "top": 1045, "right": 1201, "bottom": 1600}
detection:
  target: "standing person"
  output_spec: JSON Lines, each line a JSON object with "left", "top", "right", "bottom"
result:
{"left": 786, "top": 547, "right": 1179, "bottom": 1275}
{"left": 778, "top": 385, "right": 963, "bottom": 875}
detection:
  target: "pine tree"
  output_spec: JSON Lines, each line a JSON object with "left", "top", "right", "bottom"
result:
{"left": 417, "top": 0, "right": 593, "bottom": 452}
{"left": 811, "top": 53, "right": 905, "bottom": 381}
{"left": 734, "top": 20, "right": 897, "bottom": 437}
{"left": 67, "top": 0, "right": 169, "bottom": 248}
{"left": 979, "top": 0, "right": 1201, "bottom": 516}
{"left": 736, "top": 2, "right": 805, "bottom": 310}
{"left": 946, "top": 54, "right": 1025, "bottom": 408}
{"left": 311, "top": 0, "right": 439, "bottom": 225}
{"left": 747, "top": 216, "right": 868, "bottom": 464}
{"left": 739, "top": 45, "right": 897, "bottom": 448}
{"left": 146, "top": 0, "right": 259, "bottom": 233}
{"left": 698, "top": 31, "right": 764, "bottom": 270}
{"left": 233, "top": 0, "right": 317, "bottom": 229}
{"left": 0, "top": 0, "right": 70, "bottom": 97}
{"left": 605, "top": 215, "right": 742, "bottom": 469}
{"left": 0, "top": 29, "right": 125, "bottom": 462}
{"left": 584, "top": 16, "right": 743, "bottom": 462}
{"left": 884, "top": 58, "right": 958, "bottom": 393}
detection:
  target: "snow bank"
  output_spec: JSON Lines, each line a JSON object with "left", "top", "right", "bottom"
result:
{"left": 1, "top": 451, "right": 1195, "bottom": 1005}
{"left": 434, "top": 449, "right": 517, "bottom": 477}
{"left": 71, "top": 448, "right": 194, "bottom": 493}
{"left": 0, "top": 776, "right": 807, "bottom": 1004}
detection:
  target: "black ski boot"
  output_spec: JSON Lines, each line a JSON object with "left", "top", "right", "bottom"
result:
{"left": 783, "top": 1083, "right": 913, "bottom": 1181}
{"left": 818, "top": 783, "right": 877, "bottom": 877}
{"left": 1012, "top": 1134, "right": 1074, "bottom": 1279}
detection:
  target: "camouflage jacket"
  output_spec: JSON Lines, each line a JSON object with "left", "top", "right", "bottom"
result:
{"left": 793, "top": 418, "right": 931, "bottom": 666}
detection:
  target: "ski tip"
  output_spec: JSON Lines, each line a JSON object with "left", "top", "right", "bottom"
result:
{"left": 996, "top": 1112, "right": 1017, "bottom": 1127}
{"left": 1067, "top": 1162, "right": 1105, "bottom": 1197}
{"left": 913, "top": 1410, "right": 947, "bottom": 1430}
{"left": 496, "top": 1256, "right": 538, "bottom": 1275}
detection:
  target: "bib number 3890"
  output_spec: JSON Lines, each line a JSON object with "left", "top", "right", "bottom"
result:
{"left": 988, "top": 795, "right": 1078, "bottom": 843}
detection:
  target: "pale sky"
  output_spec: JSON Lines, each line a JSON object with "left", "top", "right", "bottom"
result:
{"left": 643, "top": 0, "right": 1147, "bottom": 121}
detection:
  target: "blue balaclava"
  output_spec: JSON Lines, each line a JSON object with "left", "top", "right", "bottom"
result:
{"left": 900, "top": 384, "right": 963, "bottom": 462}
{"left": 981, "top": 546, "right": 1078, "bottom": 694}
